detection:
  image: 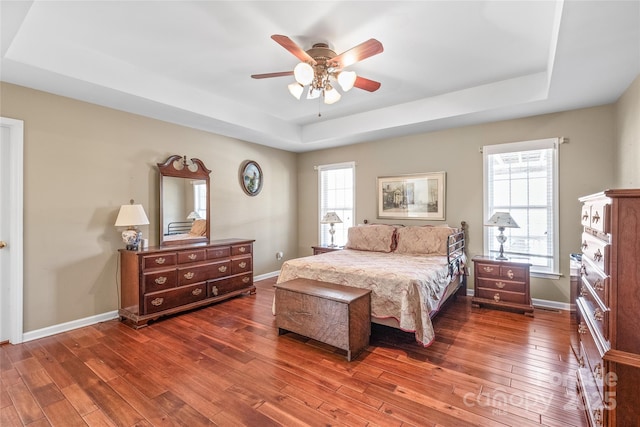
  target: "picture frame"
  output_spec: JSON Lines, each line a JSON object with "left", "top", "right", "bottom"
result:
{"left": 377, "top": 172, "right": 446, "bottom": 220}
{"left": 239, "top": 160, "right": 263, "bottom": 196}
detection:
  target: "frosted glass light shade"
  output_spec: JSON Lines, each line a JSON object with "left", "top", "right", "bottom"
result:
{"left": 338, "top": 71, "right": 357, "bottom": 91}
{"left": 288, "top": 82, "right": 304, "bottom": 99}
{"left": 323, "top": 87, "right": 341, "bottom": 105}
{"left": 293, "top": 62, "right": 314, "bottom": 85}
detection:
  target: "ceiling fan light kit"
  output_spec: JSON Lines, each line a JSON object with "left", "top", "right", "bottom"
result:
{"left": 252, "top": 35, "right": 383, "bottom": 106}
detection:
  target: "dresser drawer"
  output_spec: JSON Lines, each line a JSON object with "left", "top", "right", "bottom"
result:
{"left": 476, "top": 288, "right": 526, "bottom": 305}
{"left": 577, "top": 301, "right": 607, "bottom": 401}
{"left": 178, "top": 260, "right": 231, "bottom": 285}
{"left": 209, "top": 273, "right": 253, "bottom": 297}
{"left": 477, "top": 278, "right": 525, "bottom": 293}
{"left": 231, "top": 255, "right": 252, "bottom": 275}
{"left": 142, "top": 269, "right": 177, "bottom": 293}
{"left": 576, "top": 367, "right": 606, "bottom": 427}
{"left": 231, "top": 243, "right": 252, "bottom": 256}
{"left": 177, "top": 249, "right": 206, "bottom": 264}
{"left": 578, "top": 289, "right": 609, "bottom": 341}
{"left": 581, "top": 232, "right": 610, "bottom": 275}
{"left": 207, "top": 246, "right": 231, "bottom": 260}
{"left": 475, "top": 262, "right": 501, "bottom": 278}
{"left": 144, "top": 283, "right": 207, "bottom": 314}
{"left": 580, "top": 257, "right": 609, "bottom": 307}
{"left": 142, "top": 253, "right": 177, "bottom": 270}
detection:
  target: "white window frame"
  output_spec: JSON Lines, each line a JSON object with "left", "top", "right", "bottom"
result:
{"left": 317, "top": 162, "right": 355, "bottom": 247}
{"left": 483, "top": 138, "right": 560, "bottom": 278}
{"left": 192, "top": 180, "right": 207, "bottom": 219}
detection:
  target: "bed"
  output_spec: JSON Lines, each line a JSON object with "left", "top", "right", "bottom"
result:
{"left": 275, "top": 222, "right": 467, "bottom": 346}
{"left": 162, "top": 219, "right": 207, "bottom": 242}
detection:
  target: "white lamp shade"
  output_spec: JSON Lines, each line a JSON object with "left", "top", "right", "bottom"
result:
{"left": 337, "top": 71, "right": 357, "bottom": 92}
{"left": 293, "top": 62, "right": 314, "bottom": 85}
{"left": 307, "top": 87, "right": 321, "bottom": 100}
{"left": 115, "top": 204, "right": 150, "bottom": 227}
{"left": 485, "top": 212, "right": 519, "bottom": 228}
{"left": 321, "top": 212, "right": 342, "bottom": 224}
{"left": 288, "top": 82, "right": 304, "bottom": 100}
{"left": 187, "top": 211, "right": 201, "bottom": 220}
{"left": 323, "top": 86, "right": 341, "bottom": 105}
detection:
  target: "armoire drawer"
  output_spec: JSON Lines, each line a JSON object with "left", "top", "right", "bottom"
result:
{"left": 580, "top": 257, "right": 609, "bottom": 307}
{"left": 581, "top": 232, "right": 610, "bottom": 275}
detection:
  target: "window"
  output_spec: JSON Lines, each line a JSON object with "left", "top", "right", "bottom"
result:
{"left": 483, "top": 138, "right": 559, "bottom": 277}
{"left": 192, "top": 180, "right": 207, "bottom": 219}
{"left": 318, "top": 162, "right": 355, "bottom": 247}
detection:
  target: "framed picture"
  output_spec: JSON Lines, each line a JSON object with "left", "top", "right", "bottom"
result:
{"left": 239, "top": 160, "right": 263, "bottom": 196}
{"left": 377, "top": 172, "right": 446, "bottom": 220}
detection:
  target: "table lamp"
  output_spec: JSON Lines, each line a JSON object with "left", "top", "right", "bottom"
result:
{"left": 321, "top": 212, "right": 342, "bottom": 248}
{"left": 485, "top": 211, "right": 519, "bottom": 260}
{"left": 115, "top": 201, "right": 150, "bottom": 250}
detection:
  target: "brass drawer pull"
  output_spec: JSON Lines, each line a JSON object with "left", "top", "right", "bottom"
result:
{"left": 582, "top": 212, "right": 589, "bottom": 221}
{"left": 580, "top": 265, "right": 587, "bottom": 276}
{"left": 154, "top": 276, "right": 167, "bottom": 285}
{"left": 188, "top": 253, "right": 197, "bottom": 260}
{"left": 578, "top": 322, "right": 587, "bottom": 334}
{"left": 580, "top": 285, "right": 588, "bottom": 297}
{"left": 211, "top": 286, "right": 218, "bottom": 296}
{"left": 581, "top": 240, "right": 588, "bottom": 250}
{"left": 184, "top": 272, "right": 195, "bottom": 280}
{"left": 578, "top": 356, "right": 585, "bottom": 368}
{"left": 218, "top": 265, "right": 227, "bottom": 273}
{"left": 242, "top": 276, "right": 250, "bottom": 284}
{"left": 592, "top": 211, "right": 600, "bottom": 224}
{"left": 155, "top": 257, "right": 166, "bottom": 265}
{"left": 594, "top": 279, "right": 604, "bottom": 292}
{"left": 151, "top": 297, "right": 164, "bottom": 307}
{"left": 493, "top": 293, "right": 501, "bottom": 302}
{"left": 192, "top": 288, "right": 202, "bottom": 296}
{"left": 506, "top": 269, "right": 514, "bottom": 279}
{"left": 593, "top": 249, "right": 603, "bottom": 262}
{"left": 482, "top": 266, "right": 494, "bottom": 273}
{"left": 593, "top": 408, "right": 602, "bottom": 427}
{"left": 239, "top": 261, "right": 247, "bottom": 269}
{"left": 594, "top": 363, "right": 603, "bottom": 380}
{"left": 594, "top": 307, "right": 604, "bottom": 322}
{"left": 495, "top": 281, "right": 506, "bottom": 289}
{"left": 239, "top": 247, "right": 246, "bottom": 253}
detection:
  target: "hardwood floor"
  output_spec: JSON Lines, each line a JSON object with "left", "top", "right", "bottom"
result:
{"left": 1, "top": 277, "right": 587, "bottom": 426}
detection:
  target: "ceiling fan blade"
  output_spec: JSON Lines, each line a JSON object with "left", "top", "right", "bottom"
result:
{"left": 353, "top": 76, "right": 381, "bottom": 92}
{"left": 271, "top": 35, "right": 317, "bottom": 65}
{"left": 330, "top": 39, "right": 383, "bottom": 69}
{"left": 251, "top": 71, "right": 294, "bottom": 79}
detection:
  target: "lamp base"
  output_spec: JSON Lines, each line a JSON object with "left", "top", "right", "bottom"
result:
{"left": 122, "top": 228, "right": 142, "bottom": 251}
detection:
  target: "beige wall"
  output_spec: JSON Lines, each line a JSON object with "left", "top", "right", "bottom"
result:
{"left": 297, "top": 105, "right": 619, "bottom": 304}
{"left": 614, "top": 74, "right": 640, "bottom": 187}
{"left": 0, "top": 83, "right": 298, "bottom": 332}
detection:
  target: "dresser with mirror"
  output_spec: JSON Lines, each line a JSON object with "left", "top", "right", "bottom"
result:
{"left": 118, "top": 155, "right": 255, "bottom": 328}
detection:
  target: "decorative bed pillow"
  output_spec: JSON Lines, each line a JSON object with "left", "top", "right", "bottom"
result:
{"left": 345, "top": 224, "right": 396, "bottom": 253}
{"left": 189, "top": 219, "right": 207, "bottom": 236}
{"left": 395, "top": 225, "right": 457, "bottom": 255}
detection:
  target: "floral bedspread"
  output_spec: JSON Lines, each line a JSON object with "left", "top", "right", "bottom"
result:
{"left": 276, "top": 249, "right": 464, "bottom": 346}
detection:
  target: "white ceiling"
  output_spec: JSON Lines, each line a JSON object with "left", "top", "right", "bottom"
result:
{"left": 1, "top": 1, "right": 639, "bottom": 153}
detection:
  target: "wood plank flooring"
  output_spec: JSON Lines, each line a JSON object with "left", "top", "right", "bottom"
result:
{"left": 1, "top": 277, "right": 587, "bottom": 426}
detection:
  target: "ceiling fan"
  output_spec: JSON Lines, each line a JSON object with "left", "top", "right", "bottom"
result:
{"left": 251, "top": 35, "right": 383, "bottom": 105}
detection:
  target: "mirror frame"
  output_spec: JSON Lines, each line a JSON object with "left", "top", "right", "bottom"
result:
{"left": 158, "top": 155, "right": 211, "bottom": 246}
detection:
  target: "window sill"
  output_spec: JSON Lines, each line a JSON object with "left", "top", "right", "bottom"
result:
{"left": 531, "top": 271, "right": 562, "bottom": 280}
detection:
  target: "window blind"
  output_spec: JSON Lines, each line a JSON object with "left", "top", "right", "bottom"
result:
{"left": 317, "top": 162, "right": 355, "bottom": 247}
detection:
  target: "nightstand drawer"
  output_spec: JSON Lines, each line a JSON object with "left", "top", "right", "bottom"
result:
{"left": 476, "top": 288, "right": 527, "bottom": 305}
{"left": 477, "top": 278, "right": 525, "bottom": 293}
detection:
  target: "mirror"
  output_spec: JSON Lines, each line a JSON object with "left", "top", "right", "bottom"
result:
{"left": 158, "top": 155, "right": 211, "bottom": 246}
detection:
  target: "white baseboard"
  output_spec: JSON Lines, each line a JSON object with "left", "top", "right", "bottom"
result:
{"left": 22, "top": 310, "right": 119, "bottom": 343}
{"left": 465, "top": 289, "right": 571, "bottom": 312}
{"left": 21, "top": 272, "right": 282, "bottom": 342}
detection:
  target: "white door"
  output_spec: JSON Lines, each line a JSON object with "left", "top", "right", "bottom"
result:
{"left": 0, "top": 117, "right": 24, "bottom": 344}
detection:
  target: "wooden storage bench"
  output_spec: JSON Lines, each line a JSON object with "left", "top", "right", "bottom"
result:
{"left": 274, "top": 278, "right": 371, "bottom": 361}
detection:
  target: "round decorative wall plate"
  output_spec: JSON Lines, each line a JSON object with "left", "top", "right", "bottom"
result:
{"left": 240, "top": 160, "right": 263, "bottom": 196}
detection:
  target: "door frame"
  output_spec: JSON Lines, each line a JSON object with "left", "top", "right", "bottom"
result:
{"left": 1, "top": 117, "right": 24, "bottom": 344}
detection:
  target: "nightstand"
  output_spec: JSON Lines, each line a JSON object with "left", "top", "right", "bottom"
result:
{"left": 471, "top": 255, "right": 533, "bottom": 316}
{"left": 312, "top": 245, "right": 343, "bottom": 255}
